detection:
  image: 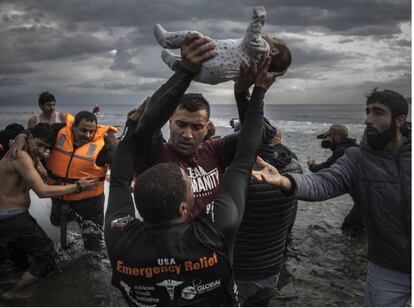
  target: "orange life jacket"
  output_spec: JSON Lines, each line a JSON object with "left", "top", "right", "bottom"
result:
{"left": 46, "top": 119, "right": 117, "bottom": 201}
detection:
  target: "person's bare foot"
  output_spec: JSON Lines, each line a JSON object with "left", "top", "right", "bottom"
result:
{"left": 3, "top": 271, "right": 38, "bottom": 296}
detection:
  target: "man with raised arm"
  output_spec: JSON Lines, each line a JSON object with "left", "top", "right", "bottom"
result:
{"left": 251, "top": 89, "right": 411, "bottom": 307}
{"left": 133, "top": 33, "right": 285, "bottom": 219}
{"left": 105, "top": 38, "right": 279, "bottom": 306}
{"left": 0, "top": 123, "right": 97, "bottom": 292}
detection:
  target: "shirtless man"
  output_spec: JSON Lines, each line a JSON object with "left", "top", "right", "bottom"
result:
{"left": 0, "top": 123, "right": 97, "bottom": 292}
{"left": 27, "top": 92, "right": 69, "bottom": 129}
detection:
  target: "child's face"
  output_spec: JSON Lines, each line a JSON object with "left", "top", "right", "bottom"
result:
{"left": 263, "top": 35, "right": 290, "bottom": 74}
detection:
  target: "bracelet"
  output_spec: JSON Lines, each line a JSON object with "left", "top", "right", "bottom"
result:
{"left": 75, "top": 181, "right": 82, "bottom": 193}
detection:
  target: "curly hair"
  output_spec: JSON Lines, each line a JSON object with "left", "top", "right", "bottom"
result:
{"left": 134, "top": 162, "right": 187, "bottom": 223}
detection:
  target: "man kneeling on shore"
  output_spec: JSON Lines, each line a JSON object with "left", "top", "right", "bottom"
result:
{"left": 0, "top": 123, "right": 98, "bottom": 293}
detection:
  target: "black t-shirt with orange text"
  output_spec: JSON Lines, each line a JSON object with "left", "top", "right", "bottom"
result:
{"left": 109, "top": 214, "right": 235, "bottom": 306}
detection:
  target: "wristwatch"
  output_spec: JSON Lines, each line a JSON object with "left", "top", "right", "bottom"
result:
{"left": 75, "top": 181, "right": 82, "bottom": 193}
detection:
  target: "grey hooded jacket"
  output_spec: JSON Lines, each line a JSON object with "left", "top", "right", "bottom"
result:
{"left": 288, "top": 132, "right": 411, "bottom": 273}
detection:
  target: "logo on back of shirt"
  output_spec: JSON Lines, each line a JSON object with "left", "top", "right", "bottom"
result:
{"left": 186, "top": 166, "right": 219, "bottom": 197}
{"left": 156, "top": 279, "right": 183, "bottom": 301}
{"left": 181, "top": 279, "right": 222, "bottom": 300}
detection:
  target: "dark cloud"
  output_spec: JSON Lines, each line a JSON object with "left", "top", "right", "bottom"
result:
{"left": 395, "top": 39, "right": 411, "bottom": 47}
{"left": 0, "top": 0, "right": 410, "bottom": 104}
{"left": 0, "top": 64, "right": 35, "bottom": 74}
{"left": 0, "top": 77, "right": 25, "bottom": 86}
{"left": 263, "top": 0, "right": 410, "bottom": 36}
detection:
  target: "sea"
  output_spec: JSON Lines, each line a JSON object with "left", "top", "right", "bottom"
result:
{"left": 0, "top": 102, "right": 410, "bottom": 306}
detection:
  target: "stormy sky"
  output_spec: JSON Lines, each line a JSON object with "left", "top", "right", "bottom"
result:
{"left": 0, "top": 0, "right": 411, "bottom": 105}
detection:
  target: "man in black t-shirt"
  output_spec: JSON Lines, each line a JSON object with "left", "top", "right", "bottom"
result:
{"left": 105, "top": 35, "right": 280, "bottom": 306}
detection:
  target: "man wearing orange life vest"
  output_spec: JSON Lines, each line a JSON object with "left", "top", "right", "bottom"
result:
{"left": 46, "top": 111, "right": 117, "bottom": 251}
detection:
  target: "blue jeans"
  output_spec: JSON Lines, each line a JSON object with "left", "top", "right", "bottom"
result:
{"left": 365, "top": 262, "right": 411, "bottom": 307}
{"left": 235, "top": 275, "right": 279, "bottom": 307}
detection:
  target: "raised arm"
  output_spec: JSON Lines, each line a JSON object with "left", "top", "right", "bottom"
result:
{"left": 105, "top": 36, "right": 217, "bottom": 250}
{"left": 134, "top": 34, "right": 216, "bottom": 141}
{"left": 234, "top": 62, "right": 253, "bottom": 124}
{"left": 252, "top": 150, "right": 356, "bottom": 201}
{"left": 105, "top": 118, "right": 137, "bottom": 252}
{"left": 212, "top": 56, "right": 279, "bottom": 260}
{"left": 13, "top": 151, "right": 98, "bottom": 198}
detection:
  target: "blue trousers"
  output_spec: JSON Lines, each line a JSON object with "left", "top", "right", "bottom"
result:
{"left": 365, "top": 262, "right": 411, "bottom": 307}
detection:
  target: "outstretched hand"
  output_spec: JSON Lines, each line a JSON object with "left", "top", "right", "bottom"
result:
{"left": 180, "top": 33, "right": 216, "bottom": 74}
{"left": 252, "top": 56, "right": 284, "bottom": 91}
{"left": 251, "top": 156, "right": 292, "bottom": 192}
{"left": 251, "top": 156, "right": 281, "bottom": 185}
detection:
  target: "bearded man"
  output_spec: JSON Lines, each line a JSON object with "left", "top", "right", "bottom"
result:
{"left": 251, "top": 88, "right": 411, "bottom": 307}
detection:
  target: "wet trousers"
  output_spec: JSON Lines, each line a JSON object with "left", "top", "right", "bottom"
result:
{"left": 235, "top": 274, "right": 279, "bottom": 307}
{"left": 0, "top": 211, "right": 56, "bottom": 278}
{"left": 50, "top": 194, "right": 104, "bottom": 251}
{"left": 365, "top": 262, "right": 411, "bottom": 307}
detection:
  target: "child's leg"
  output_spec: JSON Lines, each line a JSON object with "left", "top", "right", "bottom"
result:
{"left": 161, "top": 49, "right": 182, "bottom": 71}
{"left": 154, "top": 23, "right": 202, "bottom": 49}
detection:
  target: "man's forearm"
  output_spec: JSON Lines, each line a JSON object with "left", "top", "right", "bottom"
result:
{"left": 134, "top": 68, "right": 193, "bottom": 140}
{"left": 34, "top": 183, "right": 78, "bottom": 198}
{"left": 106, "top": 120, "right": 137, "bottom": 226}
{"left": 234, "top": 90, "right": 250, "bottom": 124}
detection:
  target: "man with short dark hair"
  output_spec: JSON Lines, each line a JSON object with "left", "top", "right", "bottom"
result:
{"left": 251, "top": 89, "right": 411, "bottom": 307}
{"left": 12, "top": 110, "right": 119, "bottom": 251}
{"left": 0, "top": 123, "right": 97, "bottom": 292}
{"left": 105, "top": 50, "right": 278, "bottom": 306}
{"left": 133, "top": 33, "right": 235, "bottom": 218}
{"left": 134, "top": 34, "right": 286, "bottom": 219}
{"left": 27, "top": 92, "right": 69, "bottom": 129}
{"left": 46, "top": 111, "right": 118, "bottom": 251}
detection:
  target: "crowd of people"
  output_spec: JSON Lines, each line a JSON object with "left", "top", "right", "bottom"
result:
{"left": 0, "top": 6, "right": 411, "bottom": 308}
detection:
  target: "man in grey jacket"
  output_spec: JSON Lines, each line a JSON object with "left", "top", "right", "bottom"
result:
{"left": 251, "top": 89, "right": 411, "bottom": 307}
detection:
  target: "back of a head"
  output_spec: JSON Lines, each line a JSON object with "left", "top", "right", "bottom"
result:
{"left": 204, "top": 121, "right": 216, "bottom": 140}
{"left": 74, "top": 111, "right": 98, "bottom": 126}
{"left": 5, "top": 123, "right": 24, "bottom": 135}
{"left": 330, "top": 124, "right": 348, "bottom": 139}
{"left": 38, "top": 91, "right": 56, "bottom": 106}
{"left": 268, "top": 38, "right": 292, "bottom": 73}
{"left": 178, "top": 93, "right": 210, "bottom": 119}
{"left": 0, "top": 129, "right": 17, "bottom": 151}
{"left": 134, "top": 162, "right": 187, "bottom": 223}
{"left": 366, "top": 88, "right": 409, "bottom": 119}
{"left": 31, "top": 123, "right": 56, "bottom": 146}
